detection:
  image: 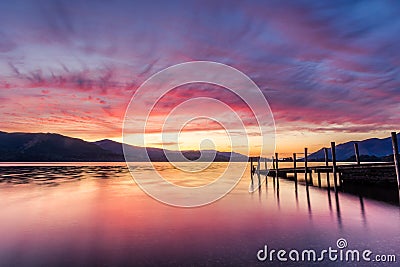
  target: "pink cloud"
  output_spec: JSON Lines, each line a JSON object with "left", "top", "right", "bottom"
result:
{"left": 0, "top": 0, "right": 399, "bottom": 141}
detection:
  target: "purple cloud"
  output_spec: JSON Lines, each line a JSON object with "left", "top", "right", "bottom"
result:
{"left": 0, "top": 0, "right": 399, "bottom": 141}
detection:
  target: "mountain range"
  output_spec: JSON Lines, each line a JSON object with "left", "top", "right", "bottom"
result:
{"left": 308, "top": 133, "right": 399, "bottom": 161}
{"left": 0, "top": 131, "right": 398, "bottom": 162}
{"left": 0, "top": 131, "right": 247, "bottom": 162}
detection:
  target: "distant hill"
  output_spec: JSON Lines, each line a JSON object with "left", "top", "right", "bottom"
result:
{"left": 0, "top": 131, "right": 122, "bottom": 162}
{"left": 0, "top": 131, "right": 247, "bottom": 162}
{"left": 308, "top": 133, "right": 399, "bottom": 161}
{"left": 94, "top": 139, "right": 169, "bottom": 162}
{"left": 3, "top": 130, "right": 396, "bottom": 162}
{"left": 95, "top": 139, "right": 247, "bottom": 162}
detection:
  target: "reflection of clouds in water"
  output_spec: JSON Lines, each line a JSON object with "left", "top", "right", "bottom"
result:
{"left": 0, "top": 163, "right": 238, "bottom": 188}
{"left": 0, "top": 163, "right": 398, "bottom": 267}
{"left": 0, "top": 166, "right": 129, "bottom": 186}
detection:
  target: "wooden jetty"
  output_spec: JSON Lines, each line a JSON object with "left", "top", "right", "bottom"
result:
{"left": 251, "top": 132, "right": 400, "bottom": 194}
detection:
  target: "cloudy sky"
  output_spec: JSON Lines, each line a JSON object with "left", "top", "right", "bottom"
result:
{"left": 0, "top": 0, "right": 399, "bottom": 154}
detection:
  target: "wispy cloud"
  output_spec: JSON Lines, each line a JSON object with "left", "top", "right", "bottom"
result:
{"left": 0, "top": 0, "right": 399, "bottom": 143}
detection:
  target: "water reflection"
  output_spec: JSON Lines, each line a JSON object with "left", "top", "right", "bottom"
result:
{"left": 306, "top": 186, "right": 312, "bottom": 218}
{"left": 276, "top": 185, "right": 281, "bottom": 210}
{"left": 0, "top": 166, "right": 129, "bottom": 186}
{"left": 334, "top": 192, "right": 342, "bottom": 229}
{"left": 260, "top": 174, "right": 380, "bottom": 231}
{"left": 0, "top": 163, "right": 399, "bottom": 267}
{"left": 327, "top": 189, "right": 332, "bottom": 213}
{"left": 359, "top": 195, "right": 367, "bottom": 226}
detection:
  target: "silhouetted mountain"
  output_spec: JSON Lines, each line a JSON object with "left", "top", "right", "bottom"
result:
{"left": 94, "top": 139, "right": 247, "bottom": 162}
{"left": 308, "top": 133, "right": 399, "bottom": 161}
{"left": 94, "top": 139, "right": 169, "bottom": 162}
{"left": 94, "top": 139, "right": 148, "bottom": 160}
{"left": 0, "top": 131, "right": 247, "bottom": 162}
{"left": 0, "top": 132, "right": 122, "bottom": 161}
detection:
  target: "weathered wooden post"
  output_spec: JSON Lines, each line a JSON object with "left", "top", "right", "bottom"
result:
{"left": 324, "top": 148, "right": 329, "bottom": 166}
{"left": 249, "top": 157, "right": 254, "bottom": 184}
{"left": 272, "top": 156, "right": 276, "bottom": 169}
{"left": 275, "top": 153, "right": 279, "bottom": 190}
{"left": 391, "top": 132, "right": 400, "bottom": 191}
{"left": 250, "top": 157, "right": 253, "bottom": 176}
{"left": 293, "top": 153, "right": 298, "bottom": 191}
{"left": 304, "top": 148, "right": 308, "bottom": 186}
{"left": 257, "top": 157, "right": 261, "bottom": 185}
{"left": 354, "top": 143, "right": 360, "bottom": 165}
{"left": 317, "top": 170, "right": 321, "bottom": 188}
{"left": 324, "top": 147, "right": 330, "bottom": 189}
{"left": 264, "top": 157, "right": 268, "bottom": 184}
{"left": 331, "top": 142, "right": 338, "bottom": 191}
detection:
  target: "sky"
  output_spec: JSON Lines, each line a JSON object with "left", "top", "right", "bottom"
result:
{"left": 0, "top": 0, "right": 399, "bottom": 155}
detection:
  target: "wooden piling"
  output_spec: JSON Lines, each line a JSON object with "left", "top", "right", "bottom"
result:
{"left": 264, "top": 158, "right": 268, "bottom": 184}
{"left": 324, "top": 147, "right": 330, "bottom": 190}
{"left": 331, "top": 142, "right": 338, "bottom": 191}
{"left": 293, "top": 153, "right": 298, "bottom": 191}
{"left": 354, "top": 143, "right": 360, "bottom": 165}
{"left": 391, "top": 132, "right": 400, "bottom": 191}
{"left": 317, "top": 171, "right": 321, "bottom": 188}
{"left": 304, "top": 148, "right": 308, "bottom": 186}
{"left": 324, "top": 148, "right": 329, "bottom": 166}
{"left": 259, "top": 136, "right": 399, "bottom": 197}
{"left": 326, "top": 172, "right": 331, "bottom": 190}
{"left": 275, "top": 153, "right": 279, "bottom": 190}
{"left": 257, "top": 158, "right": 261, "bottom": 186}
{"left": 250, "top": 157, "right": 255, "bottom": 185}
{"left": 250, "top": 157, "right": 253, "bottom": 176}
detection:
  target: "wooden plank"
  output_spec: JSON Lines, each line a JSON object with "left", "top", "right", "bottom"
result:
{"left": 259, "top": 159, "right": 399, "bottom": 189}
{"left": 262, "top": 163, "right": 394, "bottom": 174}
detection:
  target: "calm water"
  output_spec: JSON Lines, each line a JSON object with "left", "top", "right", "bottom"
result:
{"left": 0, "top": 162, "right": 399, "bottom": 266}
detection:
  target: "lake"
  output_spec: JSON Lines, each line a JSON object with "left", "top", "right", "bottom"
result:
{"left": 0, "top": 162, "right": 399, "bottom": 266}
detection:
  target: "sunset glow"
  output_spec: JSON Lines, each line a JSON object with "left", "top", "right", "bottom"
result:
{"left": 1, "top": 1, "right": 399, "bottom": 154}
